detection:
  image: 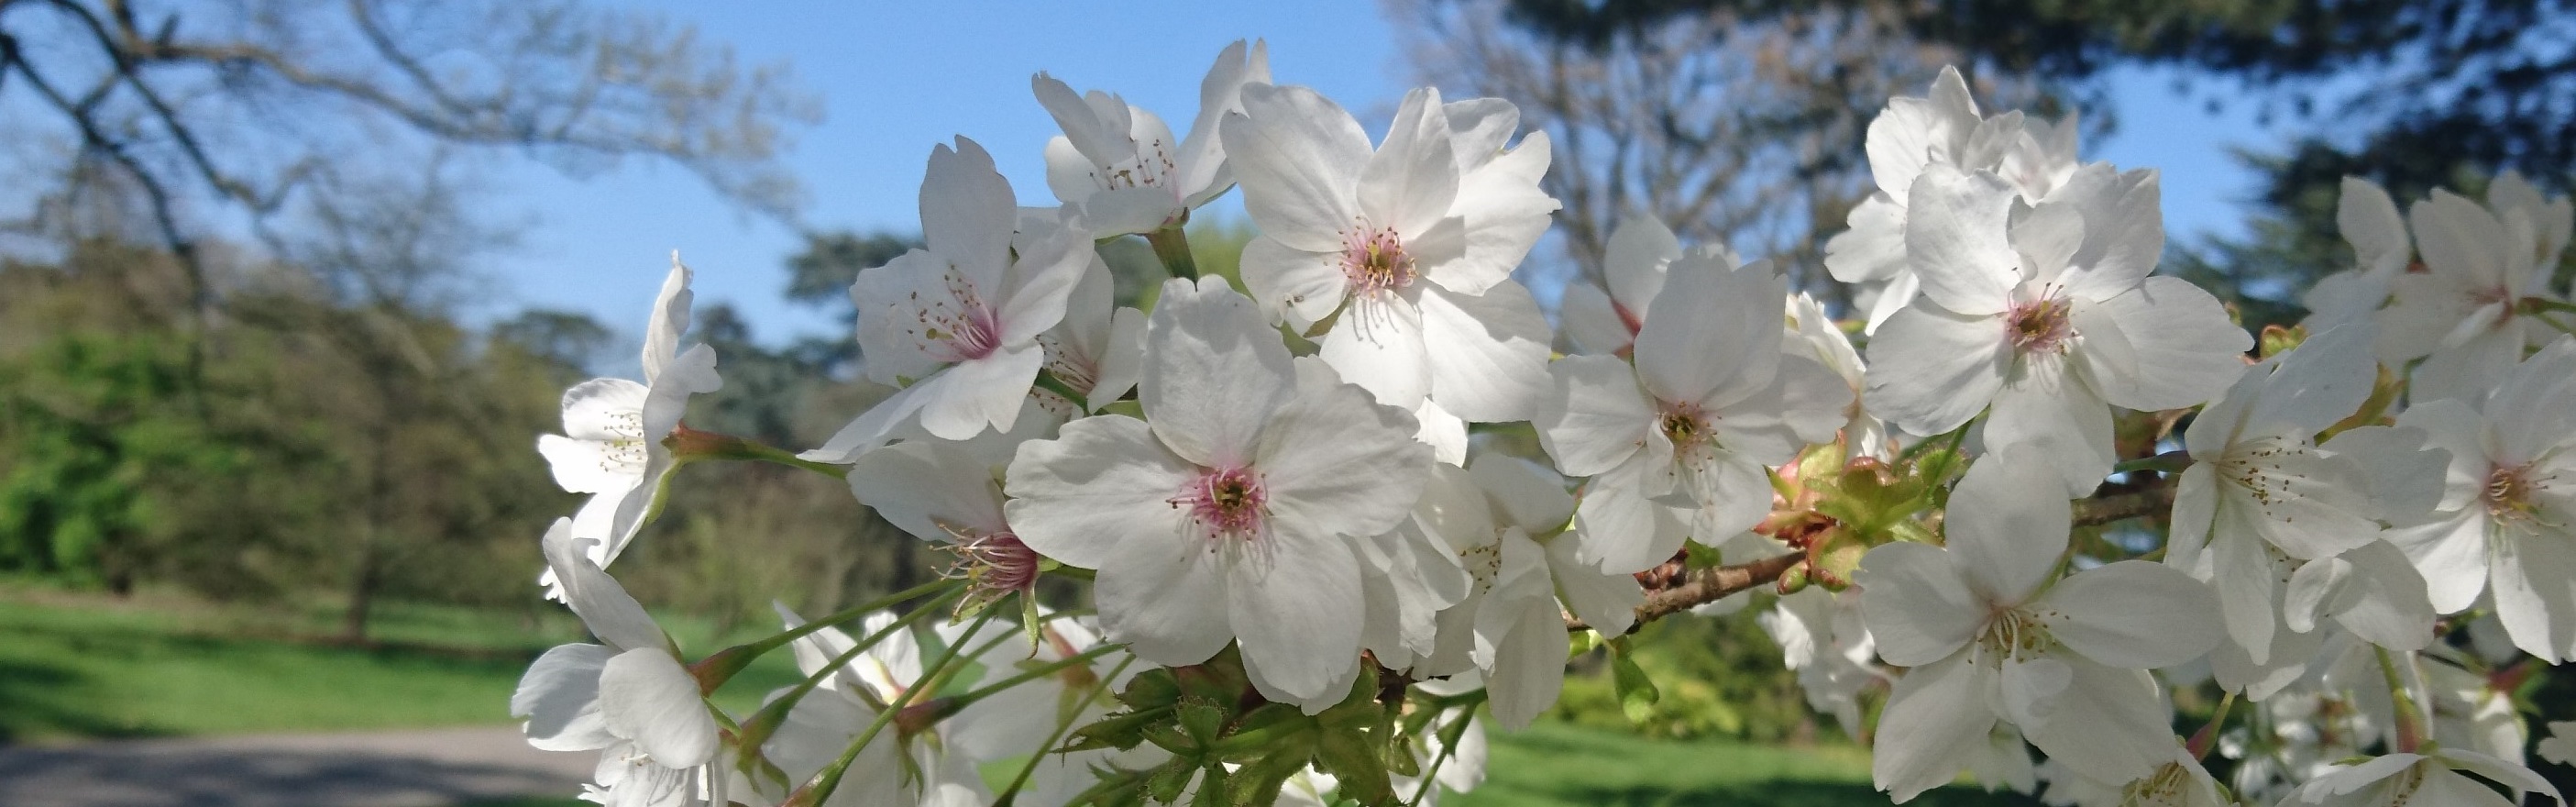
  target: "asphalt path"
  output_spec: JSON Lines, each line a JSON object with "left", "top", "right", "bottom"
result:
{"left": 0, "top": 725, "right": 592, "bottom": 807}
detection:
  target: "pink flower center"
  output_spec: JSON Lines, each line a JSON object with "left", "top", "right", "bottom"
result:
{"left": 2485, "top": 463, "right": 2555, "bottom": 522}
{"left": 947, "top": 532, "right": 1040, "bottom": 602}
{"left": 2005, "top": 295, "right": 2075, "bottom": 355}
{"left": 906, "top": 270, "right": 1004, "bottom": 362}
{"left": 1340, "top": 226, "right": 1417, "bottom": 297}
{"left": 1172, "top": 466, "right": 1270, "bottom": 545}
{"left": 1657, "top": 403, "right": 1710, "bottom": 448}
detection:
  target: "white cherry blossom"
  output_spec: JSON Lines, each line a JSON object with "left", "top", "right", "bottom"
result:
{"left": 1030, "top": 252, "right": 1145, "bottom": 417}
{"left": 1537, "top": 256, "right": 1849, "bottom": 573}
{"left": 1826, "top": 66, "right": 2026, "bottom": 333}
{"left": 1003, "top": 277, "right": 1430, "bottom": 712}
{"left": 2290, "top": 748, "right": 2561, "bottom": 807}
{"left": 1786, "top": 291, "right": 1888, "bottom": 460}
{"left": 2384, "top": 336, "right": 2576, "bottom": 660}
{"left": 2377, "top": 182, "right": 2571, "bottom": 397}
{"left": 2302, "top": 178, "right": 2413, "bottom": 330}
{"left": 759, "top": 607, "right": 981, "bottom": 807}
{"left": 536, "top": 256, "right": 723, "bottom": 590}
{"left": 1558, "top": 216, "right": 1689, "bottom": 357}
{"left": 1404, "top": 455, "right": 1641, "bottom": 728}
{"left": 1865, "top": 162, "right": 2249, "bottom": 494}
{"left": 1221, "top": 83, "right": 1557, "bottom": 425}
{"left": 2164, "top": 324, "right": 2408, "bottom": 676}
{"left": 1861, "top": 450, "right": 2222, "bottom": 800}
{"left": 1035, "top": 39, "right": 1269, "bottom": 237}
{"left": 1758, "top": 586, "right": 1886, "bottom": 737}
{"left": 512, "top": 519, "right": 721, "bottom": 807}
{"left": 808, "top": 137, "right": 1091, "bottom": 459}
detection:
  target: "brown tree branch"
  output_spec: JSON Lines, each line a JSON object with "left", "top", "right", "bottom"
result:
{"left": 1567, "top": 551, "right": 1804, "bottom": 635}
{"left": 1569, "top": 475, "right": 2179, "bottom": 635}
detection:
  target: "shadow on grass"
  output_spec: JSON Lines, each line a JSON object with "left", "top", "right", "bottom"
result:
{"left": 1518, "top": 781, "right": 2042, "bottom": 807}
{"left": 0, "top": 607, "right": 549, "bottom": 743}
{"left": 0, "top": 658, "right": 165, "bottom": 744}
{"left": 0, "top": 739, "right": 587, "bottom": 807}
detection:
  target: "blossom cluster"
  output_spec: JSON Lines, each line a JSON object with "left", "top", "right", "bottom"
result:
{"left": 508, "top": 46, "right": 2576, "bottom": 807}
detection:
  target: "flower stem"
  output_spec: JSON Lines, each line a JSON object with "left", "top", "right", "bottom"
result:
{"left": 2375, "top": 646, "right": 2428, "bottom": 754}
{"left": 1032, "top": 370, "right": 1091, "bottom": 413}
{"left": 993, "top": 654, "right": 1134, "bottom": 806}
{"left": 725, "top": 587, "right": 966, "bottom": 788}
{"left": 787, "top": 602, "right": 1002, "bottom": 807}
{"left": 2185, "top": 691, "right": 2236, "bottom": 760}
{"left": 666, "top": 425, "right": 849, "bottom": 479}
{"left": 944, "top": 644, "right": 1121, "bottom": 715}
{"left": 1406, "top": 693, "right": 1484, "bottom": 807}
{"left": 2113, "top": 450, "right": 2194, "bottom": 475}
{"left": 691, "top": 579, "right": 963, "bottom": 694}
{"left": 1145, "top": 225, "right": 1198, "bottom": 280}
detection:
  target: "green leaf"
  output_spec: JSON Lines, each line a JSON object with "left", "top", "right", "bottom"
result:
{"left": 1148, "top": 759, "right": 1198, "bottom": 804}
{"left": 1060, "top": 705, "right": 1169, "bottom": 753}
{"left": 1312, "top": 721, "right": 1393, "bottom": 806}
{"left": 1607, "top": 636, "right": 1661, "bottom": 725}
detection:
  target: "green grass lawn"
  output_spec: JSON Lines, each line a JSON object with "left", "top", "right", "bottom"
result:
{"left": 0, "top": 587, "right": 803, "bottom": 743}
{"left": 1454, "top": 722, "right": 2036, "bottom": 806}
{"left": 2, "top": 588, "right": 2033, "bottom": 806}
{"left": 448, "top": 723, "right": 2033, "bottom": 807}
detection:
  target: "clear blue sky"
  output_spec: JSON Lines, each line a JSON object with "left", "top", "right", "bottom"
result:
{"left": 446, "top": 5, "right": 2285, "bottom": 348}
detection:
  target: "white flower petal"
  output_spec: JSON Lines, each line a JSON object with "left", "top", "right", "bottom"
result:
{"left": 1483, "top": 591, "right": 1571, "bottom": 731}
{"left": 1142, "top": 277, "right": 1295, "bottom": 466}
{"left": 2243, "top": 322, "right": 2381, "bottom": 440}
{"left": 2386, "top": 508, "right": 2493, "bottom": 614}
{"left": 1259, "top": 358, "right": 1435, "bottom": 541}
{"left": 919, "top": 138, "right": 1018, "bottom": 285}
{"left": 2037, "top": 560, "right": 2224, "bottom": 669}
{"left": 1173, "top": 40, "right": 1270, "bottom": 205}
{"left": 1558, "top": 282, "right": 1630, "bottom": 356}
{"left": 1999, "top": 656, "right": 2072, "bottom": 727}
{"left": 1546, "top": 534, "right": 1642, "bottom": 636}
{"left": 1360, "top": 87, "right": 1459, "bottom": 238}
{"left": 1871, "top": 655, "right": 1998, "bottom": 803}
{"left": 2019, "top": 659, "right": 2170, "bottom": 785}
{"left": 540, "top": 520, "right": 664, "bottom": 653}
{"left": 1857, "top": 541, "right": 1981, "bottom": 666}
{"left": 1904, "top": 164, "right": 2020, "bottom": 316}
{"left": 914, "top": 344, "right": 1045, "bottom": 441}
{"left": 1570, "top": 460, "right": 1690, "bottom": 575}
{"left": 2328, "top": 540, "right": 2439, "bottom": 651}
{"left": 2081, "top": 276, "right": 2250, "bottom": 411}
{"left": 1317, "top": 293, "right": 1430, "bottom": 412}
{"left": 560, "top": 378, "right": 651, "bottom": 443}
{"left": 1224, "top": 84, "right": 1370, "bottom": 252}
{"left": 1825, "top": 193, "right": 1907, "bottom": 284}
{"left": 1238, "top": 237, "right": 1347, "bottom": 328}
{"left": 2489, "top": 523, "right": 2576, "bottom": 663}
{"left": 1862, "top": 304, "right": 2009, "bottom": 437}
{"left": 1603, "top": 216, "right": 1681, "bottom": 308}
{"left": 1094, "top": 528, "right": 1235, "bottom": 669}
{"left": 1536, "top": 355, "right": 1655, "bottom": 477}
{"left": 846, "top": 441, "right": 1007, "bottom": 543}
{"left": 598, "top": 647, "right": 717, "bottom": 769}
{"left": 1230, "top": 523, "right": 1366, "bottom": 711}
{"left": 1985, "top": 353, "right": 2117, "bottom": 495}
{"left": 1470, "top": 454, "right": 1578, "bottom": 534}
{"left": 1418, "top": 282, "right": 1551, "bottom": 422}
{"left": 1635, "top": 257, "right": 1784, "bottom": 406}
{"left": 1945, "top": 448, "right": 2074, "bottom": 602}
{"left": 514, "top": 643, "right": 617, "bottom": 752}
{"left": 1004, "top": 415, "right": 1198, "bottom": 569}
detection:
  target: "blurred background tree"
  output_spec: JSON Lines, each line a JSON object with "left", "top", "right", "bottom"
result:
{"left": 1415, "top": 0, "right": 2576, "bottom": 326}
{"left": 0, "top": 0, "right": 907, "bottom": 641}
